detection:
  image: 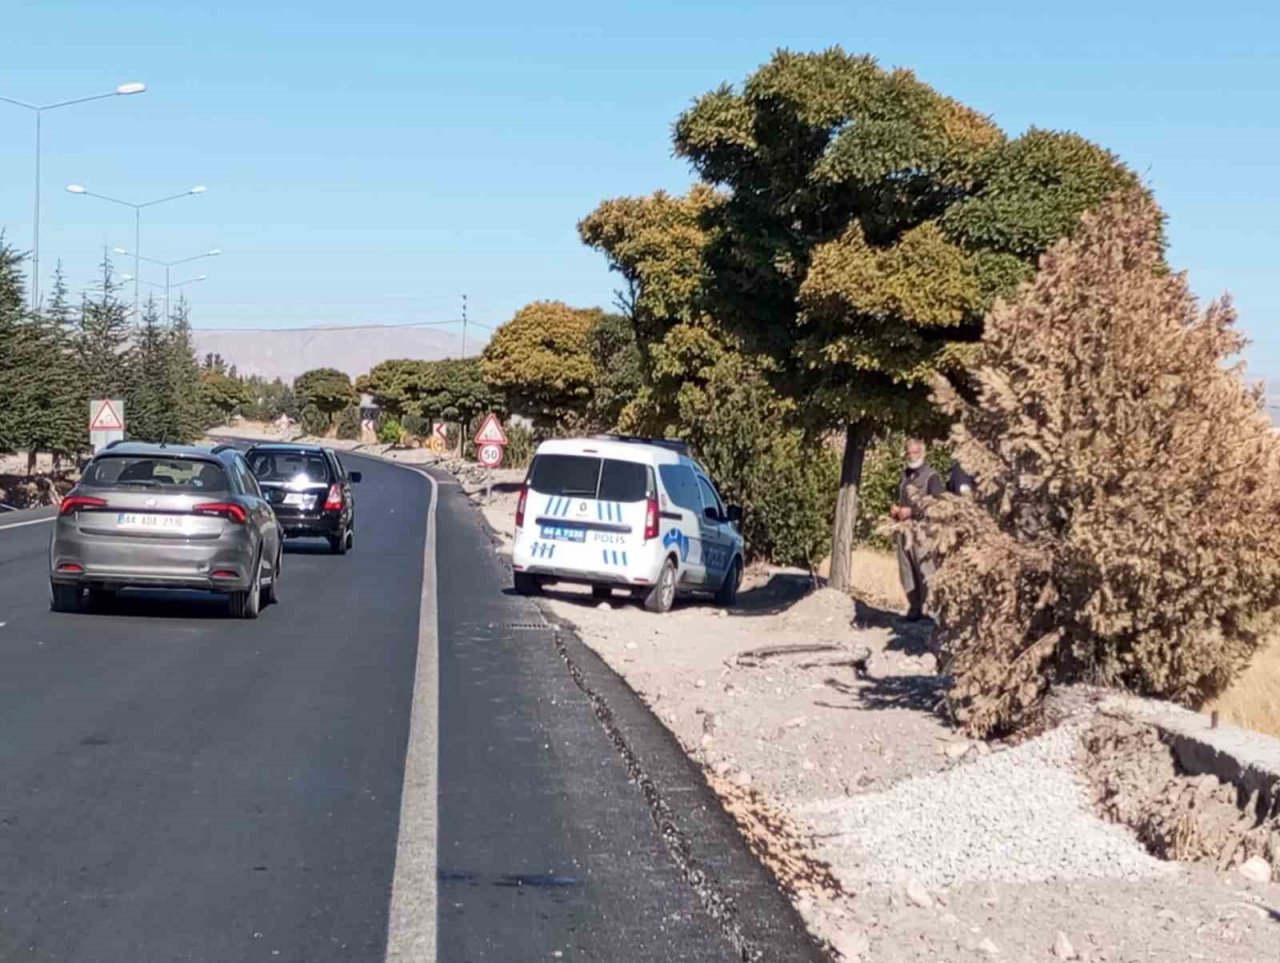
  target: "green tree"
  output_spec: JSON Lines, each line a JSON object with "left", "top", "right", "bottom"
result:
{"left": 294, "top": 367, "right": 357, "bottom": 425}
{"left": 585, "top": 312, "right": 642, "bottom": 431}
{"left": 39, "top": 264, "right": 88, "bottom": 457}
{"left": 167, "top": 298, "right": 209, "bottom": 440}
{"left": 603, "top": 48, "right": 1144, "bottom": 590}
{"left": 480, "top": 301, "right": 600, "bottom": 429}
{"left": 200, "top": 369, "right": 252, "bottom": 425}
{"left": 126, "top": 297, "right": 172, "bottom": 442}
{"left": 0, "top": 239, "right": 27, "bottom": 453}
{"left": 75, "top": 252, "right": 134, "bottom": 402}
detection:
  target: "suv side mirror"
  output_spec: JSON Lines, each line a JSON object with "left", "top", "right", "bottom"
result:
{"left": 349, "top": 471, "right": 363, "bottom": 484}
{"left": 703, "top": 505, "right": 720, "bottom": 522}
{"left": 726, "top": 505, "right": 742, "bottom": 524}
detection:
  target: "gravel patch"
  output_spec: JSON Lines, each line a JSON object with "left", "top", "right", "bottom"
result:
{"left": 801, "top": 724, "right": 1174, "bottom": 888}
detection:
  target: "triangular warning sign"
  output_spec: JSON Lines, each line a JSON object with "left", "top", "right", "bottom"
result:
{"left": 473, "top": 413, "right": 508, "bottom": 446}
{"left": 90, "top": 400, "right": 124, "bottom": 431}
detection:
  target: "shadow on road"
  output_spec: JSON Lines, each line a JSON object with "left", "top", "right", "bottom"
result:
{"left": 69, "top": 589, "right": 236, "bottom": 620}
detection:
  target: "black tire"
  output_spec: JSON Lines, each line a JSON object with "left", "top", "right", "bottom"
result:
{"left": 591, "top": 585, "right": 613, "bottom": 601}
{"left": 513, "top": 571, "right": 542, "bottom": 596}
{"left": 229, "top": 553, "right": 262, "bottom": 620}
{"left": 50, "top": 582, "right": 82, "bottom": 613}
{"left": 715, "top": 558, "right": 743, "bottom": 607}
{"left": 643, "top": 558, "right": 678, "bottom": 614}
{"left": 329, "top": 528, "right": 349, "bottom": 555}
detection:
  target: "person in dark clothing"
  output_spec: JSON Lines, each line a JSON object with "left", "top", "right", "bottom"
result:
{"left": 947, "top": 460, "right": 976, "bottom": 496}
{"left": 890, "top": 438, "right": 943, "bottom": 621}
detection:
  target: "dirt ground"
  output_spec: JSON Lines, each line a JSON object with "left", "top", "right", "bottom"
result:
{"left": 468, "top": 469, "right": 1280, "bottom": 963}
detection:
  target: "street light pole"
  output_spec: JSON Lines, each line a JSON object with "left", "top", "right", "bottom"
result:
{"left": 0, "top": 82, "right": 146, "bottom": 310}
{"left": 67, "top": 184, "right": 207, "bottom": 320}
{"left": 113, "top": 246, "right": 219, "bottom": 315}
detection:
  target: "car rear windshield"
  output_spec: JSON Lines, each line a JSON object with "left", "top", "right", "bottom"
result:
{"left": 528, "top": 454, "right": 653, "bottom": 502}
{"left": 81, "top": 456, "right": 229, "bottom": 492}
{"left": 248, "top": 450, "right": 332, "bottom": 484}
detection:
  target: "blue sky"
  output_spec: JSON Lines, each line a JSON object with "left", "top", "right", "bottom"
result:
{"left": 1, "top": 1, "right": 1276, "bottom": 381}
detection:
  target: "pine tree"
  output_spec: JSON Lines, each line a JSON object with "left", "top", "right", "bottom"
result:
{"left": 74, "top": 251, "right": 133, "bottom": 403}
{"left": 0, "top": 238, "right": 27, "bottom": 453}
{"left": 166, "top": 297, "right": 207, "bottom": 441}
{"left": 11, "top": 261, "right": 84, "bottom": 471}
{"left": 42, "top": 264, "right": 88, "bottom": 458}
{"left": 127, "top": 297, "right": 171, "bottom": 443}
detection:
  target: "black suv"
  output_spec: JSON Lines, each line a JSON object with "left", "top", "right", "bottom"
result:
{"left": 245, "top": 444, "right": 361, "bottom": 554}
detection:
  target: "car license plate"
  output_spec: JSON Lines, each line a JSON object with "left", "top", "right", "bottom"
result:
{"left": 540, "top": 525, "right": 585, "bottom": 543}
{"left": 283, "top": 493, "right": 313, "bottom": 508}
{"left": 116, "top": 512, "right": 185, "bottom": 532}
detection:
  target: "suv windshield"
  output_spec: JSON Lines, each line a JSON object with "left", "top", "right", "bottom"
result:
{"left": 528, "top": 454, "right": 652, "bottom": 502}
{"left": 248, "top": 450, "right": 332, "bottom": 485}
{"left": 82, "top": 456, "right": 229, "bottom": 492}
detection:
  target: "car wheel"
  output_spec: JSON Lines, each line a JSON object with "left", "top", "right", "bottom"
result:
{"left": 592, "top": 585, "right": 613, "bottom": 601}
{"left": 329, "top": 529, "right": 349, "bottom": 555}
{"left": 643, "top": 558, "right": 678, "bottom": 614}
{"left": 513, "top": 571, "right": 542, "bottom": 596}
{"left": 715, "top": 558, "right": 743, "bottom": 607}
{"left": 229, "top": 554, "right": 262, "bottom": 620}
{"left": 50, "top": 582, "right": 82, "bottom": 613}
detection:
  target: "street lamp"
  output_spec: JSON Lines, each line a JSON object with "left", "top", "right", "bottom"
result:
{"left": 114, "top": 246, "right": 219, "bottom": 307}
{"left": 0, "top": 82, "right": 146, "bottom": 309}
{"left": 66, "top": 183, "right": 207, "bottom": 320}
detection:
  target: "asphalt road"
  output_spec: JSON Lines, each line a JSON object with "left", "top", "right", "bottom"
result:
{"left": 0, "top": 452, "right": 816, "bottom": 962}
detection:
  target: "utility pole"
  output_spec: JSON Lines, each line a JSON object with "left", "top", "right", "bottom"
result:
{"left": 461, "top": 293, "right": 468, "bottom": 357}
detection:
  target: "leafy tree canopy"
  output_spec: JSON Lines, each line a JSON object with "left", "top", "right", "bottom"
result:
{"left": 294, "top": 367, "right": 357, "bottom": 416}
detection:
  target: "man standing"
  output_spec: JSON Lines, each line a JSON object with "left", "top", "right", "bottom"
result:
{"left": 890, "top": 438, "right": 944, "bottom": 621}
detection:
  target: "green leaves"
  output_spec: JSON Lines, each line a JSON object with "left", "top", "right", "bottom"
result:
{"left": 294, "top": 368, "right": 357, "bottom": 417}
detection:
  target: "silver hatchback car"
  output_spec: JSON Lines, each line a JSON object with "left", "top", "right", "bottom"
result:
{"left": 49, "top": 442, "right": 283, "bottom": 618}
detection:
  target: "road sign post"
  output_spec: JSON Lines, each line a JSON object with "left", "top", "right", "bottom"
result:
{"left": 89, "top": 399, "right": 125, "bottom": 453}
{"left": 473, "top": 414, "right": 508, "bottom": 501}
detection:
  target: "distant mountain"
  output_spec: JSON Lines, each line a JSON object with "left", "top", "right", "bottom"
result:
{"left": 192, "top": 323, "right": 473, "bottom": 382}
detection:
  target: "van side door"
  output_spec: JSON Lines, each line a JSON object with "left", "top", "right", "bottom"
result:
{"left": 657, "top": 463, "right": 707, "bottom": 586}
{"left": 695, "top": 474, "right": 733, "bottom": 586}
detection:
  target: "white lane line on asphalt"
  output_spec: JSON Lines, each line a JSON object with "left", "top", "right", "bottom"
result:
{"left": 385, "top": 466, "right": 439, "bottom": 963}
{"left": 0, "top": 515, "right": 55, "bottom": 532}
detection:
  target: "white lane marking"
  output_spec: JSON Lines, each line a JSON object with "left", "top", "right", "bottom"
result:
{"left": 0, "top": 515, "right": 55, "bottom": 532}
{"left": 385, "top": 465, "right": 439, "bottom": 962}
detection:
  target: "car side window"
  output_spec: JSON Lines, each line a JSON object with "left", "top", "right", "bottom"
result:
{"left": 696, "top": 476, "right": 724, "bottom": 520}
{"left": 232, "top": 456, "right": 260, "bottom": 497}
{"left": 658, "top": 464, "right": 701, "bottom": 514}
{"left": 330, "top": 453, "right": 346, "bottom": 481}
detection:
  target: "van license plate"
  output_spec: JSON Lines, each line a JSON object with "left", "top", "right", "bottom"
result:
{"left": 283, "top": 493, "right": 313, "bottom": 508}
{"left": 116, "top": 512, "right": 185, "bottom": 532}
{"left": 540, "top": 525, "right": 585, "bottom": 543}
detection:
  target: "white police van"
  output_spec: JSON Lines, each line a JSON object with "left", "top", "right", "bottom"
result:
{"left": 511, "top": 435, "right": 744, "bottom": 613}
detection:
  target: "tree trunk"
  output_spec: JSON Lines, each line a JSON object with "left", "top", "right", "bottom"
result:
{"left": 828, "top": 424, "right": 869, "bottom": 593}
{"left": 26, "top": 450, "right": 37, "bottom": 477}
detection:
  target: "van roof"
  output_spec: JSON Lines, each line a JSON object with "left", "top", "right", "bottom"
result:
{"left": 535, "top": 436, "right": 686, "bottom": 465}
{"left": 534, "top": 436, "right": 710, "bottom": 475}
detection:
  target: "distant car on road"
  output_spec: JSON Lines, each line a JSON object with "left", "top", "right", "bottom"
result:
{"left": 511, "top": 435, "right": 744, "bottom": 613}
{"left": 50, "top": 442, "right": 283, "bottom": 618}
{"left": 245, "top": 444, "right": 361, "bottom": 554}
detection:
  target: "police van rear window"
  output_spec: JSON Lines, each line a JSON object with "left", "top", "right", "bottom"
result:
{"left": 528, "top": 455, "right": 653, "bottom": 502}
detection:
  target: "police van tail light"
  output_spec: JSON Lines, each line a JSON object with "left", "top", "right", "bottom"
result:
{"left": 512, "top": 484, "right": 527, "bottom": 530}
{"left": 644, "top": 496, "right": 659, "bottom": 541}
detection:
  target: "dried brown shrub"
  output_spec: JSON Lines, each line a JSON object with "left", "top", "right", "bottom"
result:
{"left": 924, "top": 192, "right": 1280, "bottom": 736}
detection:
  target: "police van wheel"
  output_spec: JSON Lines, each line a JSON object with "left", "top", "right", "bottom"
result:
{"left": 644, "top": 559, "right": 677, "bottom": 614}
{"left": 715, "top": 558, "right": 743, "bottom": 607}
{"left": 513, "top": 572, "right": 542, "bottom": 596}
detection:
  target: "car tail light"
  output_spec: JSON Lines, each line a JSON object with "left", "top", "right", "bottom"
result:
{"left": 644, "top": 496, "right": 659, "bottom": 541}
{"left": 193, "top": 502, "right": 248, "bottom": 525}
{"left": 211, "top": 569, "right": 239, "bottom": 579}
{"left": 515, "top": 485, "right": 528, "bottom": 528}
{"left": 323, "top": 484, "right": 344, "bottom": 511}
{"left": 59, "top": 495, "right": 107, "bottom": 515}
{"left": 57, "top": 563, "right": 84, "bottom": 573}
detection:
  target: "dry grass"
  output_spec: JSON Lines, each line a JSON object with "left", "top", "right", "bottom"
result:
{"left": 1206, "top": 635, "right": 1280, "bottom": 738}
